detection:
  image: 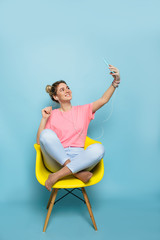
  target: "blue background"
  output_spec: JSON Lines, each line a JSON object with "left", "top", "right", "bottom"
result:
{"left": 0, "top": 0, "right": 160, "bottom": 239}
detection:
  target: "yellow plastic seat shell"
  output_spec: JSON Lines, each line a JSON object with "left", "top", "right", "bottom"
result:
{"left": 34, "top": 136, "right": 104, "bottom": 188}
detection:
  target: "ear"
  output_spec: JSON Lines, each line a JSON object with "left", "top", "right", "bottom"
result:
{"left": 53, "top": 95, "right": 58, "bottom": 101}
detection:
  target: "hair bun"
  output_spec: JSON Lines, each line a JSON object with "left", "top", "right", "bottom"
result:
{"left": 45, "top": 85, "right": 52, "bottom": 93}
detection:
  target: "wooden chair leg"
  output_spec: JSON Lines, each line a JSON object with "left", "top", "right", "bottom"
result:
{"left": 43, "top": 188, "right": 59, "bottom": 232}
{"left": 81, "top": 187, "right": 97, "bottom": 231}
{"left": 47, "top": 189, "right": 55, "bottom": 209}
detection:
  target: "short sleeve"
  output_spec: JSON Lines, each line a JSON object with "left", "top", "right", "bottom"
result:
{"left": 88, "top": 102, "right": 95, "bottom": 120}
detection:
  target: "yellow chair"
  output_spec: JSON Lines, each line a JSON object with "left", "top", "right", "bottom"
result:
{"left": 34, "top": 136, "right": 104, "bottom": 232}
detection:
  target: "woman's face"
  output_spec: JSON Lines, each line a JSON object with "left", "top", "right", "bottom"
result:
{"left": 54, "top": 83, "right": 72, "bottom": 103}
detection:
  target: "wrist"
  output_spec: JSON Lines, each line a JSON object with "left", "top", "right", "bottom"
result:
{"left": 112, "top": 81, "right": 118, "bottom": 88}
{"left": 42, "top": 117, "right": 48, "bottom": 121}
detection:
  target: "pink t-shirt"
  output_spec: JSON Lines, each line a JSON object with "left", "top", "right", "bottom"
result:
{"left": 45, "top": 102, "right": 95, "bottom": 148}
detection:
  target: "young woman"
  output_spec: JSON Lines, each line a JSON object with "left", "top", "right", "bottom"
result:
{"left": 37, "top": 64, "right": 120, "bottom": 191}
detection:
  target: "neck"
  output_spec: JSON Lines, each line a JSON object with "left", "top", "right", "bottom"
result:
{"left": 59, "top": 102, "right": 72, "bottom": 112}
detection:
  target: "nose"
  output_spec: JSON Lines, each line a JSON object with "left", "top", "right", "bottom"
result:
{"left": 66, "top": 89, "right": 71, "bottom": 94}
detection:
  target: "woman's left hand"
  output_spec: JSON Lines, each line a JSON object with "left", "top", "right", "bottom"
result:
{"left": 109, "top": 65, "right": 120, "bottom": 87}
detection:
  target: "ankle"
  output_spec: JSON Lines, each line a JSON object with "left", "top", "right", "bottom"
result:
{"left": 63, "top": 159, "right": 71, "bottom": 166}
{"left": 50, "top": 172, "right": 58, "bottom": 181}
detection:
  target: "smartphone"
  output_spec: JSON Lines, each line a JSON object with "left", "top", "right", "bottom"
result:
{"left": 103, "top": 58, "right": 115, "bottom": 73}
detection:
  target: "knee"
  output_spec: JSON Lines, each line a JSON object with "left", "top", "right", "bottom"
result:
{"left": 92, "top": 143, "right": 105, "bottom": 158}
{"left": 39, "top": 129, "right": 57, "bottom": 145}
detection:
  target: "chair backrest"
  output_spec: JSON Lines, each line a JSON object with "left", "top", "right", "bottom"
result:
{"left": 84, "top": 136, "right": 102, "bottom": 149}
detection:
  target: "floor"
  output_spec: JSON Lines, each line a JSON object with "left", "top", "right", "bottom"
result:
{"left": 1, "top": 189, "right": 160, "bottom": 240}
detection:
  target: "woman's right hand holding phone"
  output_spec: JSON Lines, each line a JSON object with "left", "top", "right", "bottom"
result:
{"left": 42, "top": 106, "right": 52, "bottom": 119}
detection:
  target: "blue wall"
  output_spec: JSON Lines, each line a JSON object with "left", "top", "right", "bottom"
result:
{"left": 0, "top": 0, "right": 160, "bottom": 203}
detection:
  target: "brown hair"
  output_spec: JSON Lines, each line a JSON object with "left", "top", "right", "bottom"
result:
{"left": 45, "top": 80, "right": 67, "bottom": 103}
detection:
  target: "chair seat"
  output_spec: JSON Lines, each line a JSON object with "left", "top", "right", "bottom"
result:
{"left": 34, "top": 136, "right": 104, "bottom": 188}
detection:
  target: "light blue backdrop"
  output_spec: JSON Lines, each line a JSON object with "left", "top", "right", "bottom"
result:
{"left": 0, "top": 0, "right": 160, "bottom": 204}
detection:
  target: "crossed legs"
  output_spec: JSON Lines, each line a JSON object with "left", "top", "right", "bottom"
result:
{"left": 40, "top": 129, "right": 105, "bottom": 191}
{"left": 45, "top": 160, "right": 93, "bottom": 191}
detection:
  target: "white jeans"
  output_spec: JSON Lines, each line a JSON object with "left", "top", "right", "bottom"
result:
{"left": 40, "top": 129, "right": 105, "bottom": 174}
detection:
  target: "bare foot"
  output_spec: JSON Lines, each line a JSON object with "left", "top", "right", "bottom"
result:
{"left": 45, "top": 173, "right": 58, "bottom": 192}
{"left": 74, "top": 171, "right": 93, "bottom": 183}
{"left": 63, "top": 160, "right": 93, "bottom": 183}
